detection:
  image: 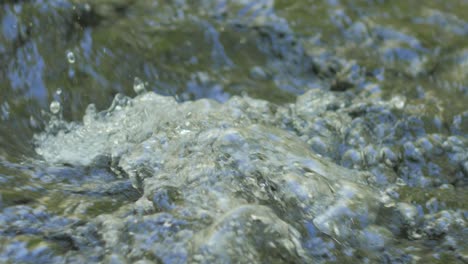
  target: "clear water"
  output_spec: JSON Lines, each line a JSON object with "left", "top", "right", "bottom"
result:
{"left": 0, "top": 0, "right": 466, "bottom": 263}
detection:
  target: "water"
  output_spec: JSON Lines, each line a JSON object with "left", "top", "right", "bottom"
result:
{"left": 66, "top": 51, "right": 76, "bottom": 64}
{"left": 133, "top": 77, "right": 147, "bottom": 95}
{"left": 49, "top": 101, "right": 61, "bottom": 115}
{"left": 0, "top": 0, "right": 467, "bottom": 263}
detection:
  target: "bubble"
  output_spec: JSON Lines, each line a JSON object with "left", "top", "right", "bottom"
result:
{"left": 133, "top": 77, "right": 146, "bottom": 94}
{"left": 56, "top": 88, "right": 62, "bottom": 96}
{"left": 66, "top": 51, "right": 76, "bottom": 64}
{"left": 49, "top": 101, "right": 61, "bottom": 114}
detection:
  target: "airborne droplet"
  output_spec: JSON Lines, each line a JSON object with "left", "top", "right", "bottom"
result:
{"left": 66, "top": 51, "right": 76, "bottom": 64}
{"left": 133, "top": 77, "right": 147, "bottom": 94}
{"left": 49, "top": 101, "right": 61, "bottom": 114}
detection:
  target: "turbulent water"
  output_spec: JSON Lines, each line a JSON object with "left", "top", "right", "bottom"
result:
{"left": 0, "top": 0, "right": 467, "bottom": 263}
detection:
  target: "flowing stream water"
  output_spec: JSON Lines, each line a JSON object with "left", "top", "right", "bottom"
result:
{"left": 0, "top": 1, "right": 467, "bottom": 263}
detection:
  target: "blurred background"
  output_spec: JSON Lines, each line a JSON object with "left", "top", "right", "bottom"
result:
{"left": 1, "top": 0, "right": 466, "bottom": 161}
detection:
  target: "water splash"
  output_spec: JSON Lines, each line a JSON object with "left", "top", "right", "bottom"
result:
{"left": 133, "top": 77, "right": 147, "bottom": 95}
{"left": 49, "top": 101, "right": 61, "bottom": 115}
{"left": 66, "top": 51, "right": 76, "bottom": 64}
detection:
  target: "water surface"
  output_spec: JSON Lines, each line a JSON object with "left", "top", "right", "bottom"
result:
{"left": 0, "top": 1, "right": 467, "bottom": 263}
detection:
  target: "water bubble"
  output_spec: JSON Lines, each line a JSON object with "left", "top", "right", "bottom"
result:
{"left": 56, "top": 88, "right": 62, "bottom": 96}
{"left": 49, "top": 101, "right": 61, "bottom": 114}
{"left": 133, "top": 77, "right": 146, "bottom": 94}
{"left": 66, "top": 51, "right": 76, "bottom": 64}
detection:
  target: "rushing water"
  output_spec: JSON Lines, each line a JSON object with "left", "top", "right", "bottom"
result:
{"left": 0, "top": 0, "right": 467, "bottom": 263}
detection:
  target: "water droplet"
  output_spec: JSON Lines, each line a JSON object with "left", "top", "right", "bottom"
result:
{"left": 66, "top": 51, "right": 76, "bottom": 64}
{"left": 133, "top": 77, "right": 146, "bottom": 94}
{"left": 49, "top": 101, "right": 61, "bottom": 114}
